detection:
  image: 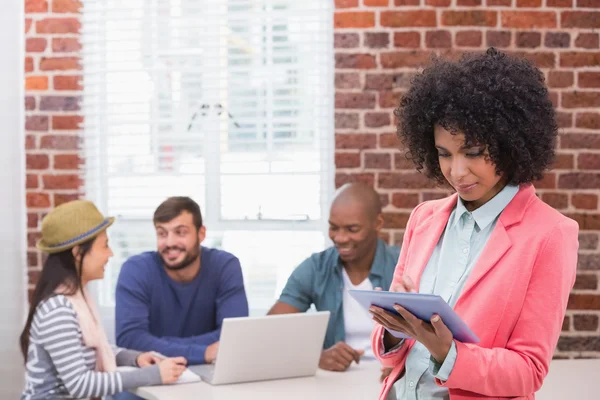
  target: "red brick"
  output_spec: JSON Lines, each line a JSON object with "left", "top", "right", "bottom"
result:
{"left": 442, "top": 11, "right": 497, "bottom": 27}
{"left": 335, "top": 173, "right": 375, "bottom": 188}
{"left": 335, "top": 134, "right": 377, "bottom": 149}
{"left": 380, "top": 194, "right": 390, "bottom": 208}
{"left": 335, "top": 93, "right": 376, "bottom": 109}
{"left": 25, "top": 116, "right": 49, "bottom": 131}
{"left": 561, "top": 133, "right": 600, "bottom": 149}
{"left": 568, "top": 294, "right": 600, "bottom": 310}
{"left": 54, "top": 193, "right": 80, "bottom": 206}
{"left": 394, "top": 32, "right": 421, "bottom": 48}
{"left": 36, "top": 18, "right": 81, "bottom": 34}
{"left": 40, "top": 57, "right": 81, "bottom": 71}
{"left": 395, "top": 152, "right": 414, "bottom": 169}
{"left": 26, "top": 76, "right": 48, "bottom": 91}
{"left": 25, "top": 96, "right": 36, "bottom": 111}
{"left": 381, "top": 51, "right": 432, "bottom": 68}
{"left": 559, "top": 172, "right": 600, "bottom": 189}
{"left": 334, "top": 33, "right": 359, "bottom": 48}
{"left": 455, "top": 31, "right": 482, "bottom": 47}
{"left": 458, "top": 0, "right": 482, "bottom": 5}
{"left": 26, "top": 174, "right": 38, "bottom": 189}
{"left": 562, "top": 12, "right": 600, "bottom": 29}
{"left": 54, "top": 154, "right": 81, "bottom": 170}
{"left": 381, "top": 11, "right": 437, "bottom": 28}
{"left": 365, "top": 74, "right": 393, "bottom": 91}
{"left": 42, "top": 174, "right": 81, "bottom": 190}
{"left": 26, "top": 193, "right": 50, "bottom": 208}
{"left": 501, "top": 12, "right": 557, "bottom": 29}
{"left": 335, "top": 0, "right": 358, "bottom": 7}
{"left": 52, "top": 38, "right": 81, "bottom": 53}
{"left": 365, "top": 112, "right": 391, "bottom": 128}
{"left": 578, "top": 153, "right": 600, "bottom": 170}
{"left": 40, "top": 135, "right": 80, "bottom": 150}
{"left": 26, "top": 0, "right": 48, "bottom": 12}
{"left": 27, "top": 232, "right": 42, "bottom": 249}
{"left": 563, "top": 92, "right": 600, "bottom": 109}
{"left": 556, "top": 112, "right": 573, "bottom": 128}
{"left": 391, "top": 193, "right": 420, "bottom": 208}
{"left": 335, "top": 152, "right": 361, "bottom": 168}
{"left": 379, "top": 91, "right": 403, "bottom": 108}
{"left": 486, "top": 31, "right": 512, "bottom": 48}
{"left": 40, "top": 96, "right": 80, "bottom": 111}
{"left": 562, "top": 316, "right": 570, "bottom": 332}
{"left": 516, "top": 32, "right": 541, "bottom": 48}
{"left": 572, "top": 194, "right": 598, "bottom": 210}
{"left": 26, "top": 38, "right": 47, "bottom": 52}
{"left": 517, "top": 0, "right": 541, "bottom": 5}
{"left": 577, "top": 0, "right": 600, "bottom": 6}
{"left": 378, "top": 172, "right": 438, "bottom": 189}
{"left": 426, "top": 31, "right": 452, "bottom": 49}
{"left": 576, "top": 113, "right": 600, "bottom": 129}
{"left": 541, "top": 193, "right": 568, "bottom": 209}
{"left": 335, "top": 53, "right": 377, "bottom": 69}
{"left": 53, "top": 75, "right": 82, "bottom": 91}
{"left": 335, "top": 113, "right": 359, "bottom": 130}
{"left": 364, "top": 152, "right": 391, "bottom": 169}
{"left": 380, "top": 133, "right": 401, "bottom": 148}
{"left": 52, "top": 0, "right": 82, "bottom": 12}
{"left": 509, "top": 51, "right": 555, "bottom": 68}
{"left": 26, "top": 135, "right": 36, "bottom": 150}
{"left": 426, "top": 0, "right": 451, "bottom": 5}
{"left": 549, "top": 91, "right": 559, "bottom": 108}
{"left": 535, "top": 172, "right": 556, "bottom": 189}
{"left": 382, "top": 212, "right": 411, "bottom": 229}
{"left": 487, "top": 0, "right": 511, "bottom": 5}
{"left": 579, "top": 72, "right": 600, "bottom": 89}
{"left": 25, "top": 57, "right": 34, "bottom": 73}
{"left": 566, "top": 213, "right": 600, "bottom": 230}
{"left": 547, "top": 0, "right": 572, "bottom": 5}
{"left": 27, "top": 213, "right": 38, "bottom": 229}
{"left": 575, "top": 33, "right": 599, "bottom": 49}
{"left": 335, "top": 73, "right": 361, "bottom": 89}
{"left": 334, "top": 12, "right": 375, "bottom": 28}
{"left": 574, "top": 274, "right": 597, "bottom": 290}
{"left": 579, "top": 233, "right": 599, "bottom": 250}
{"left": 545, "top": 32, "right": 570, "bottom": 48}
{"left": 26, "top": 154, "right": 49, "bottom": 170}
{"left": 548, "top": 71, "right": 574, "bottom": 88}
{"left": 25, "top": 19, "right": 32, "bottom": 34}
{"left": 574, "top": 315, "right": 599, "bottom": 331}
{"left": 364, "top": 0, "right": 389, "bottom": 4}
{"left": 553, "top": 153, "right": 574, "bottom": 169}
{"left": 364, "top": 32, "right": 390, "bottom": 49}
{"left": 560, "top": 52, "right": 600, "bottom": 68}
{"left": 395, "top": 0, "right": 420, "bottom": 4}
{"left": 423, "top": 192, "right": 451, "bottom": 201}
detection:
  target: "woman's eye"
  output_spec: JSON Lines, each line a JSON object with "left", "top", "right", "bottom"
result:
{"left": 438, "top": 153, "right": 450, "bottom": 158}
{"left": 466, "top": 151, "right": 483, "bottom": 158}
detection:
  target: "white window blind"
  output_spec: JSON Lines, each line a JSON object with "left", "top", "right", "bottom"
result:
{"left": 81, "top": 0, "right": 334, "bottom": 336}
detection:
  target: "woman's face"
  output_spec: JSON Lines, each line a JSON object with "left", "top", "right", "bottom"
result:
{"left": 434, "top": 125, "right": 506, "bottom": 211}
{"left": 77, "top": 231, "right": 114, "bottom": 284}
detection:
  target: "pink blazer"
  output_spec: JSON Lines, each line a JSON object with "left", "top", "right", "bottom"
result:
{"left": 372, "top": 184, "right": 579, "bottom": 400}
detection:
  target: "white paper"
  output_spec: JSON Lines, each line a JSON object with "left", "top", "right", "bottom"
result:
{"left": 117, "top": 366, "right": 201, "bottom": 385}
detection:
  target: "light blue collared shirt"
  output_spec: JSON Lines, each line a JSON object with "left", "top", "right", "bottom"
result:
{"left": 391, "top": 185, "right": 519, "bottom": 400}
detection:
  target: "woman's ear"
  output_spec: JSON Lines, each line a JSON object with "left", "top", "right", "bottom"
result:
{"left": 71, "top": 245, "right": 81, "bottom": 263}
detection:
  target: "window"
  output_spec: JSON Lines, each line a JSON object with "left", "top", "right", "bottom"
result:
{"left": 82, "top": 0, "right": 334, "bottom": 336}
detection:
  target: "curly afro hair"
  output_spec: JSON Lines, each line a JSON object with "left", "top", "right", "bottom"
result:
{"left": 396, "top": 47, "right": 557, "bottom": 186}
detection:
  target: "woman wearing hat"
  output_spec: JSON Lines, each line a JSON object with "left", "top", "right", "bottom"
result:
{"left": 20, "top": 200, "right": 187, "bottom": 400}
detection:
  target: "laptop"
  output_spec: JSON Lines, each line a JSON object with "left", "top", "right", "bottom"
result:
{"left": 190, "top": 311, "right": 330, "bottom": 385}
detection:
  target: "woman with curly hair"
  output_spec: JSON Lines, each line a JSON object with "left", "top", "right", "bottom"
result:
{"left": 369, "top": 48, "right": 578, "bottom": 400}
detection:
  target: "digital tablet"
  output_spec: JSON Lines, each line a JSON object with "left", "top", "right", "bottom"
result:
{"left": 349, "top": 289, "right": 480, "bottom": 344}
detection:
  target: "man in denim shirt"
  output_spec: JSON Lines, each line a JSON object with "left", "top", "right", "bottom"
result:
{"left": 268, "top": 183, "right": 400, "bottom": 372}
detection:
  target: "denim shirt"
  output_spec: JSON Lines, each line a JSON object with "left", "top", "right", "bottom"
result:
{"left": 279, "top": 238, "right": 400, "bottom": 349}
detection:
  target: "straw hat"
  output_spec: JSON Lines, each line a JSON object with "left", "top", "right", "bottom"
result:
{"left": 37, "top": 200, "right": 115, "bottom": 254}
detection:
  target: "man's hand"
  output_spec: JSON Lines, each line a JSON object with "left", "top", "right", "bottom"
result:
{"left": 318, "top": 342, "right": 364, "bottom": 372}
{"left": 136, "top": 351, "right": 164, "bottom": 367}
{"left": 205, "top": 341, "right": 219, "bottom": 364}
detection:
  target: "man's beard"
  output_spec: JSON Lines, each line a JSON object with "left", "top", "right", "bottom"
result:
{"left": 160, "top": 242, "right": 200, "bottom": 271}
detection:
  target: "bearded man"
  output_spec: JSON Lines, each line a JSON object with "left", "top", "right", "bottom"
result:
{"left": 115, "top": 196, "right": 248, "bottom": 365}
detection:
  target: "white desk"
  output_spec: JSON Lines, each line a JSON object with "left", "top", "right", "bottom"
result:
{"left": 133, "top": 358, "right": 600, "bottom": 400}
{"left": 133, "top": 361, "right": 382, "bottom": 400}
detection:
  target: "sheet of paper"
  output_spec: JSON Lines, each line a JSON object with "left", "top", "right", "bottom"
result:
{"left": 117, "top": 366, "right": 201, "bottom": 385}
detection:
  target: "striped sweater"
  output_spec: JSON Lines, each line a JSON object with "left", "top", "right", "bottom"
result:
{"left": 21, "top": 294, "right": 162, "bottom": 400}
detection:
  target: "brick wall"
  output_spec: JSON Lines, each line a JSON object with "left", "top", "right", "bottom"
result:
{"left": 25, "top": 0, "right": 82, "bottom": 297}
{"left": 23, "top": 1, "right": 599, "bottom": 356}
{"left": 333, "top": 0, "right": 600, "bottom": 357}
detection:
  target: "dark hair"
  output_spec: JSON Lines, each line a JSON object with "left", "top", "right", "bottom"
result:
{"left": 20, "top": 239, "right": 94, "bottom": 361}
{"left": 153, "top": 196, "right": 203, "bottom": 230}
{"left": 396, "top": 47, "right": 557, "bottom": 186}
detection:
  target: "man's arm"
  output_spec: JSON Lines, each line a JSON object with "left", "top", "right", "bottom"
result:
{"left": 266, "top": 257, "right": 316, "bottom": 315}
{"left": 267, "top": 301, "right": 302, "bottom": 315}
{"left": 115, "top": 259, "right": 208, "bottom": 365}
